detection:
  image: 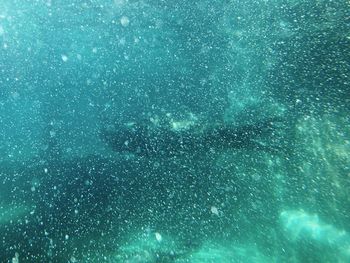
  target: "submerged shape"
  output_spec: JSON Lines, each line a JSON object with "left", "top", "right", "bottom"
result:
{"left": 101, "top": 118, "right": 282, "bottom": 157}
{"left": 280, "top": 210, "right": 350, "bottom": 260}
{"left": 0, "top": 203, "right": 34, "bottom": 225}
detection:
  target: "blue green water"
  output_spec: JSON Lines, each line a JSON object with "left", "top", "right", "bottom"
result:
{"left": 0, "top": 0, "right": 349, "bottom": 262}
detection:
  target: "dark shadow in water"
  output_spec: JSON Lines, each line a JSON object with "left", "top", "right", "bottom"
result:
{"left": 100, "top": 117, "right": 287, "bottom": 158}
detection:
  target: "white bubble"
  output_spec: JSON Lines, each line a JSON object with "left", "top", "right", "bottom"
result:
{"left": 61, "top": 54, "right": 68, "bottom": 62}
{"left": 114, "top": 0, "right": 127, "bottom": 6}
{"left": 155, "top": 232, "right": 162, "bottom": 242}
{"left": 11, "top": 91, "right": 19, "bottom": 100}
{"left": 120, "top": 16, "right": 130, "bottom": 27}
{"left": 210, "top": 206, "right": 219, "bottom": 216}
{"left": 119, "top": 37, "right": 126, "bottom": 46}
{"left": 12, "top": 252, "right": 19, "bottom": 263}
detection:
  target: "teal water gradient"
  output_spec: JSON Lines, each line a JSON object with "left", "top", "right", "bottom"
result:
{"left": 0, "top": 0, "right": 349, "bottom": 262}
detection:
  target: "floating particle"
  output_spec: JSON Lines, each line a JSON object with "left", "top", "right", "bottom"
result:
{"left": 114, "top": 0, "right": 127, "bottom": 6}
{"left": 61, "top": 54, "right": 68, "bottom": 62}
{"left": 120, "top": 16, "right": 130, "bottom": 27}
{"left": 119, "top": 37, "right": 126, "bottom": 45}
{"left": 155, "top": 232, "right": 162, "bottom": 242}
{"left": 210, "top": 206, "right": 219, "bottom": 216}
{"left": 12, "top": 252, "right": 19, "bottom": 263}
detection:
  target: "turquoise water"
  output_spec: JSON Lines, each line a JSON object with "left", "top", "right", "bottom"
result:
{"left": 0, "top": 0, "right": 349, "bottom": 262}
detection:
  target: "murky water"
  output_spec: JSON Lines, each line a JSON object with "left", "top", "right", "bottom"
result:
{"left": 0, "top": 0, "right": 349, "bottom": 262}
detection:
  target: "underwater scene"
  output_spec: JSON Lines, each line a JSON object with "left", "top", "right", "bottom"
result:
{"left": 0, "top": 0, "right": 349, "bottom": 262}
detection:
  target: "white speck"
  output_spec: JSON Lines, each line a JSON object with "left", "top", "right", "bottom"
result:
{"left": 210, "top": 206, "right": 219, "bottom": 216}
{"left": 65, "top": 234, "right": 69, "bottom": 240}
{"left": 12, "top": 252, "right": 19, "bottom": 263}
{"left": 120, "top": 16, "right": 130, "bottom": 27}
{"left": 119, "top": 37, "right": 126, "bottom": 46}
{"left": 11, "top": 91, "right": 20, "bottom": 100}
{"left": 155, "top": 232, "right": 162, "bottom": 242}
{"left": 114, "top": 0, "right": 127, "bottom": 6}
{"left": 84, "top": 180, "right": 92, "bottom": 186}
{"left": 61, "top": 54, "right": 68, "bottom": 62}
{"left": 92, "top": 47, "right": 98, "bottom": 53}
{"left": 31, "top": 186, "right": 36, "bottom": 192}
{"left": 76, "top": 54, "right": 82, "bottom": 60}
